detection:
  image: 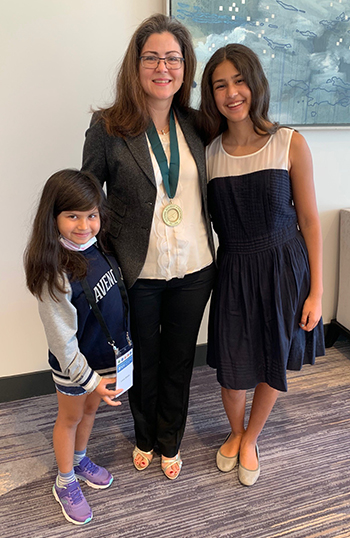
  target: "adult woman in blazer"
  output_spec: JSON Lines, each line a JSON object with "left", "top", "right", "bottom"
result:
{"left": 82, "top": 14, "right": 215, "bottom": 480}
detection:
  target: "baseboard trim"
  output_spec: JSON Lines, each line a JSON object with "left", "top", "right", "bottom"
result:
{"left": 0, "top": 370, "right": 55, "bottom": 403}
{"left": 0, "top": 344, "right": 209, "bottom": 403}
{"left": 1, "top": 325, "right": 337, "bottom": 404}
{"left": 325, "top": 319, "right": 350, "bottom": 348}
{"left": 194, "top": 343, "right": 208, "bottom": 367}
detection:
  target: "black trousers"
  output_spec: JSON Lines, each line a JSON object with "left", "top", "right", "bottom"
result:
{"left": 128, "top": 263, "right": 215, "bottom": 457}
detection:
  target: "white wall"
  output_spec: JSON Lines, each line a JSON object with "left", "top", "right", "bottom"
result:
{"left": 300, "top": 128, "right": 350, "bottom": 322}
{"left": 1, "top": 1, "right": 349, "bottom": 378}
{"left": 0, "top": 0, "right": 163, "bottom": 377}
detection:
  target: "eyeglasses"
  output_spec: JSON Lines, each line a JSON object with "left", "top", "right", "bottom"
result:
{"left": 139, "top": 55, "right": 185, "bottom": 70}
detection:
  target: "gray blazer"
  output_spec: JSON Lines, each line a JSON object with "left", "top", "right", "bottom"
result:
{"left": 82, "top": 107, "right": 215, "bottom": 289}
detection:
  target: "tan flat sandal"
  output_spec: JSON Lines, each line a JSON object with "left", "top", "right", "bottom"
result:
{"left": 132, "top": 446, "right": 154, "bottom": 471}
{"left": 161, "top": 452, "right": 183, "bottom": 480}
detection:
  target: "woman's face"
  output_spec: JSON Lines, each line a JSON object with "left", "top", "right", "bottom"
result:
{"left": 211, "top": 60, "right": 252, "bottom": 126}
{"left": 139, "top": 32, "right": 184, "bottom": 109}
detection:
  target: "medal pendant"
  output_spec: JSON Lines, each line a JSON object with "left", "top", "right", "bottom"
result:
{"left": 162, "top": 203, "right": 183, "bottom": 227}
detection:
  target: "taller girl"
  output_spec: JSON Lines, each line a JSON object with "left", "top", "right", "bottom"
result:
{"left": 200, "top": 44, "right": 325, "bottom": 486}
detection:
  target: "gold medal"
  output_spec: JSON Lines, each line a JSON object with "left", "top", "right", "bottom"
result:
{"left": 162, "top": 203, "right": 183, "bottom": 227}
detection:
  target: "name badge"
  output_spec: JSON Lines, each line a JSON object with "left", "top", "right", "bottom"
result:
{"left": 114, "top": 344, "right": 133, "bottom": 397}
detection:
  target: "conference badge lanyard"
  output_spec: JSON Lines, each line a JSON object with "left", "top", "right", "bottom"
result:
{"left": 81, "top": 248, "right": 133, "bottom": 397}
{"left": 146, "top": 108, "right": 182, "bottom": 227}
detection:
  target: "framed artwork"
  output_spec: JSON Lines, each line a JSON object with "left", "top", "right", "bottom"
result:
{"left": 169, "top": 0, "right": 350, "bottom": 126}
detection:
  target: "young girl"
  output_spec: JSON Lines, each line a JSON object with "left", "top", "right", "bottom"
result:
{"left": 200, "top": 45, "right": 325, "bottom": 486}
{"left": 24, "top": 169, "right": 130, "bottom": 524}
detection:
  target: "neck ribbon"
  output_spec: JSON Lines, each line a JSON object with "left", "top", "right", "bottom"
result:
{"left": 146, "top": 109, "right": 180, "bottom": 200}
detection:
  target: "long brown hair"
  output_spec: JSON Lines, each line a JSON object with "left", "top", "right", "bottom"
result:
{"left": 200, "top": 44, "right": 279, "bottom": 144}
{"left": 24, "top": 169, "right": 109, "bottom": 301}
{"left": 99, "top": 13, "right": 196, "bottom": 137}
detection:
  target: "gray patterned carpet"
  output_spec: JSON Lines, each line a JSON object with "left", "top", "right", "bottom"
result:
{"left": 1, "top": 340, "right": 350, "bottom": 538}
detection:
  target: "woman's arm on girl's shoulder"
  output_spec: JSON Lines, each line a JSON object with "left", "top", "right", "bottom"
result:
{"left": 81, "top": 112, "right": 109, "bottom": 187}
{"left": 289, "top": 131, "right": 323, "bottom": 331}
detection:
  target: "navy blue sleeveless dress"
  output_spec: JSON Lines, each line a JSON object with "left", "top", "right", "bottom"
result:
{"left": 206, "top": 128, "right": 325, "bottom": 392}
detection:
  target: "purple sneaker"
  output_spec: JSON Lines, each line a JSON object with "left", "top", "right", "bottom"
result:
{"left": 52, "top": 480, "right": 92, "bottom": 525}
{"left": 74, "top": 456, "right": 113, "bottom": 489}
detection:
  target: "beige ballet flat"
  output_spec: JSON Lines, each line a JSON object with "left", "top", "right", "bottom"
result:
{"left": 238, "top": 445, "right": 260, "bottom": 486}
{"left": 216, "top": 433, "right": 239, "bottom": 472}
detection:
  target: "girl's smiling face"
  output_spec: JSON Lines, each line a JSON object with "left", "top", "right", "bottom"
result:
{"left": 57, "top": 208, "right": 100, "bottom": 245}
{"left": 139, "top": 31, "right": 184, "bottom": 109}
{"left": 212, "top": 60, "right": 252, "bottom": 125}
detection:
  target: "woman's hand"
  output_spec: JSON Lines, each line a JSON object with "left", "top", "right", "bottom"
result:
{"left": 94, "top": 377, "right": 123, "bottom": 406}
{"left": 299, "top": 296, "right": 322, "bottom": 332}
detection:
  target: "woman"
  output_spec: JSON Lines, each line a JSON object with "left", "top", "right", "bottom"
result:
{"left": 200, "top": 44, "right": 324, "bottom": 486}
{"left": 82, "top": 14, "right": 215, "bottom": 480}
